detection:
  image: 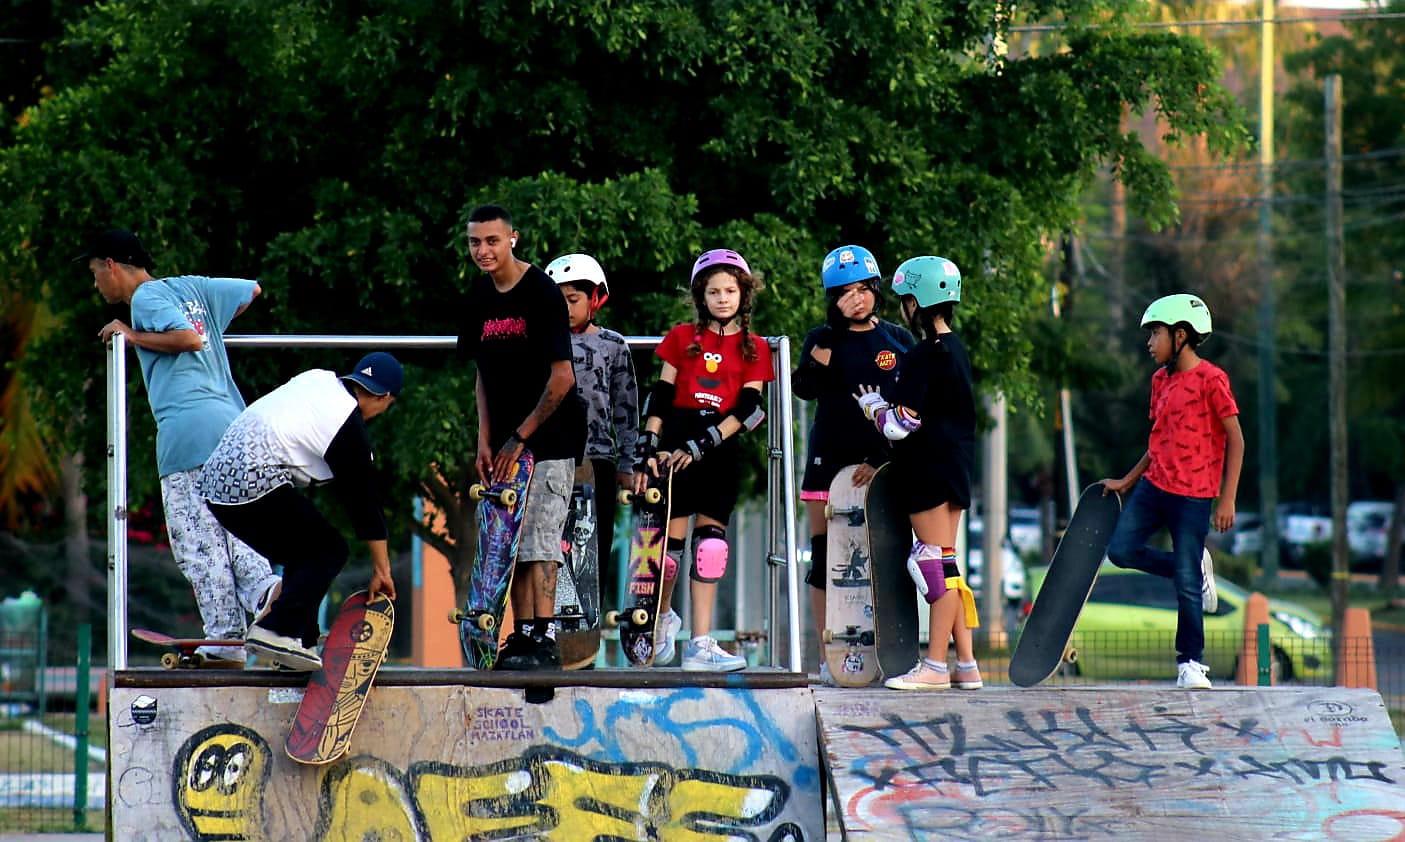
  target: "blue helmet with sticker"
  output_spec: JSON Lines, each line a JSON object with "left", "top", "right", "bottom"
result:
{"left": 821, "top": 245, "right": 881, "bottom": 290}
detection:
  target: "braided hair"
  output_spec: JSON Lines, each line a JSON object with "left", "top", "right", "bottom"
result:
{"left": 687, "top": 266, "right": 762, "bottom": 362}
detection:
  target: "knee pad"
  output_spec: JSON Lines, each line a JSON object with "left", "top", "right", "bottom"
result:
{"left": 906, "top": 542, "right": 948, "bottom": 604}
{"left": 691, "top": 525, "right": 729, "bottom": 583}
{"left": 664, "top": 537, "right": 685, "bottom": 581}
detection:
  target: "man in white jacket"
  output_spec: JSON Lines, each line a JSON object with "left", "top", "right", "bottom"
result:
{"left": 199, "top": 352, "right": 402, "bottom": 670}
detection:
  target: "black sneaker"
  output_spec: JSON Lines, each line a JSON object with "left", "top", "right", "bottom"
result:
{"left": 532, "top": 634, "right": 562, "bottom": 670}
{"left": 495, "top": 632, "right": 537, "bottom": 671}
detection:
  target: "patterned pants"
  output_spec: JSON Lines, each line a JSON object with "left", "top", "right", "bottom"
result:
{"left": 161, "top": 468, "right": 280, "bottom": 642}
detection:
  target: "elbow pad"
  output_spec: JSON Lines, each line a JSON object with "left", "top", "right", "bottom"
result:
{"left": 878, "top": 406, "right": 922, "bottom": 441}
{"left": 642, "top": 379, "right": 676, "bottom": 419}
{"left": 726, "top": 387, "right": 766, "bottom": 431}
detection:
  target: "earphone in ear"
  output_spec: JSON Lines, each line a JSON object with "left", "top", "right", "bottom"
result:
{"left": 510, "top": 237, "right": 518, "bottom": 247}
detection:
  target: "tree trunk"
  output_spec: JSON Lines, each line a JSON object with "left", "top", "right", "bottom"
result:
{"left": 1380, "top": 481, "right": 1405, "bottom": 604}
{"left": 61, "top": 452, "right": 90, "bottom": 623}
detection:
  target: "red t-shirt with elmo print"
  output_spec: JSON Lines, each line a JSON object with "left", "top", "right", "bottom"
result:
{"left": 1144, "top": 360, "right": 1240, "bottom": 499}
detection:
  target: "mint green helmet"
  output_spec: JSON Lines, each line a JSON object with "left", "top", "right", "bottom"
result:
{"left": 1141, "top": 293, "right": 1212, "bottom": 336}
{"left": 891, "top": 256, "right": 961, "bottom": 307}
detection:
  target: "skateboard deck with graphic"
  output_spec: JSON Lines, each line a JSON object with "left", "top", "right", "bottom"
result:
{"left": 285, "top": 591, "right": 394, "bottom": 765}
{"left": 1010, "top": 483, "right": 1123, "bottom": 687}
{"left": 556, "top": 461, "right": 601, "bottom": 669}
{"left": 820, "top": 465, "right": 880, "bottom": 687}
{"left": 864, "top": 462, "right": 920, "bottom": 680}
{"left": 453, "top": 449, "right": 534, "bottom": 669}
{"left": 609, "top": 469, "right": 673, "bottom": 667}
{"left": 130, "top": 629, "right": 245, "bottom": 669}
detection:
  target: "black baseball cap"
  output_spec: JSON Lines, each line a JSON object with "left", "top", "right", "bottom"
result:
{"left": 341, "top": 352, "right": 404, "bottom": 397}
{"left": 75, "top": 229, "right": 154, "bottom": 270}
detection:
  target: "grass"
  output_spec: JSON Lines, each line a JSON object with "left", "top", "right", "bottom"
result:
{"left": 0, "top": 713, "right": 105, "bottom": 774}
{"left": 0, "top": 808, "right": 103, "bottom": 833}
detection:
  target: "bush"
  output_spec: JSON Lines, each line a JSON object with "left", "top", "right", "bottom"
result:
{"left": 1214, "top": 551, "right": 1257, "bottom": 589}
{"left": 1300, "top": 541, "right": 1334, "bottom": 591}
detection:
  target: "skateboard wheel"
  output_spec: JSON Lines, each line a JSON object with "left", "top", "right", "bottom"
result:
{"left": 469, "top": 484, "right": 487, "bottom": 501}
{"left": 1064, "top": 647, "right": 1078, "bottom": 665}
{"left": 477, "top": 614, "right": 495, "bottom": 632}
{"left": 823, "top": 503, "right": 833, "bottom": 520}
{"left": 630, "top": 608, "right": 649, "bottom": 627}
{"left": 821, "top": 629, "right": 833, "bottom": 644}
{"left": 617, "top": 489, "right": 634, "bottom": 505}
{"left": 643, "top": 488, "right": 662, "bottom": 504}
{"left": 499, "top": 488, "right": 518, "bottom": 506}
{"left": 448, "top": 610, "right": 465, "bottom": 624}
{"left": 160, "top": 653, "right": 179, "bottom": 669}
{"left": 603, "top": 610, "right": 620, "bottom": 628}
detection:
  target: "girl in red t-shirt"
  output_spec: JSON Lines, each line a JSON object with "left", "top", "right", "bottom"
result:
{"left": 632, "top": 248, "right": 774, "bottom": 672}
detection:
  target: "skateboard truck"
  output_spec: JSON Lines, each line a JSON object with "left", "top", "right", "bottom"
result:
{"left": 469, "top": 483, "right": 518, "bottom": 506}
{"left": 603, "top": 608, "right": 651, "bottom": 629}
{"left": 447, "top": 609, "right": 496, "bottom": 632}
{"left": 821, "top": 625, "right": 875, "bottom": 646}
{"left": 617, "top": 487, "right": 662, "bottom": 505}
{"left": 555, "top": 605, "right": 589, "bottom": 631}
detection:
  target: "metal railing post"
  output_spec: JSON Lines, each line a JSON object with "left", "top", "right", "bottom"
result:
{"left": 776, "top": 337, "right": 801, "bottom": 673}
{"left": 106, "top": 335, "right": 128, "bottom": 671}
{"left": 73, "top": 623, "right": 91, "bottom": 831}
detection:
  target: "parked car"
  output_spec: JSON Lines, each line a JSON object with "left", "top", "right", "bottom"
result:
{"left": 1347, "top": 500, "right": 1396, "bottom": 568}
{"left": 1277, "top": 502, "right": 1331, "bottom": 566}
{"left": 1008, "top": 507, "right": 1043, "bottom": 557}
{"left": 965, "top": 530, "right": 1025, "bottom": 606}
{"left": 1022, "top": 564, "right": 1331, "bottom": 682}
{"left": 1207, "top": 512, "right": 1262, "bottom": 557}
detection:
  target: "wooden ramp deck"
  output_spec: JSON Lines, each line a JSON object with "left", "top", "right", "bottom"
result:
{"left": 816, "top": 686, "right": 1405, "bottom": 840}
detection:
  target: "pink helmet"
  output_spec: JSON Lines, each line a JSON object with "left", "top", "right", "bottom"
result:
{"left": 690, "top": 248, "right": 751, "bottom": 284}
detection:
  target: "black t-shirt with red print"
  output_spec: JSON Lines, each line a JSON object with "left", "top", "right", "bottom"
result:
{"left": 456, "top": 265, "right": 586, "bottom": 461}
{"left": 655, "top": 324, "right": 773, "bottom": 414}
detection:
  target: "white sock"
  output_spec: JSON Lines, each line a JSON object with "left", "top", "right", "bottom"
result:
{"left": 922, "top": 658, "right": 949, "bottom": 673}
{"left": 956, "top": 660, "right": 978, "bottom": 672}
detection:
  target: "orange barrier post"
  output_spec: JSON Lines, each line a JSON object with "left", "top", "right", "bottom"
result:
{"left": 1339, "top": 606, "right": 1377, "bottom": 690}
{"left": 413, "top": 501, "right": 465, "bottom": 668}
{"left": 1236, "top": 592, "right": 1271, "bottom": 686}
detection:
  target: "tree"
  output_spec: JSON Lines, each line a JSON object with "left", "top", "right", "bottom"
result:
{"left": 0, "top": 0, "right": 1244, "bottom": 596}
{"left": 1281, "top": 4, "right": 1405, "bottom": 595}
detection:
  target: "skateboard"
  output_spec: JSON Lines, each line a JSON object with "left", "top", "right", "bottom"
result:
{"left": 285, "top": 591, "right": 395, "bottom": 765}
{"left": 608, "top": 469, "right": 673, "bottom": 667}
{"left": 863, "top": 462, "right": 920, "bottom": 680}
{"left": 452, "top": 449, "right": 534, "bottom": 669}
{"left": 130, "top": 629, "right": 245, "bottom": 669}
{"left": 556, "top": 461, "right": 601, "bottom": 669}
{"left": 819, "top": 465, "right": 880, "bottom": 687}
{"left": 1009, "top": 483, "right": 1123, "bottom": 687}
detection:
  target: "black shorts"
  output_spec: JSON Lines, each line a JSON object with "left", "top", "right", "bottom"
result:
{"left": 889, "top": 454, "right": 972, "bottom": 514}
{"left": 663, "top": 409, "right": 741, "bottom": 523}
{"left": 801, "top": 452, "right": 885, "bottom": 496}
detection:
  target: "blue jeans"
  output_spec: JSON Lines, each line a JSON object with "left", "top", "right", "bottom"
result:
{"left": 1106, "top": 481, "right": 1212, "bottom": 664}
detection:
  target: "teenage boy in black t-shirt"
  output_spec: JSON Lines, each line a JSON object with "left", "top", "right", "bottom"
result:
{"left": 456, "top": 205, "right": 586, "bottom": 670}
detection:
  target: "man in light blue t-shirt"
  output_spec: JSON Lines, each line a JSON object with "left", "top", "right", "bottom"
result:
{"left": 85, "top": 229, "right": 280, "bottom": 664}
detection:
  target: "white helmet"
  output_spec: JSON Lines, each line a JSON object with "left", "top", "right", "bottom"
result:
{"left": 545, "top": 253, "right": 609, "bottom": 295}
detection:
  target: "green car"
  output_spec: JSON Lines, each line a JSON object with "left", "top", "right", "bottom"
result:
{"left": 1022, "top": 564, "right": 1333, "bottom": 682}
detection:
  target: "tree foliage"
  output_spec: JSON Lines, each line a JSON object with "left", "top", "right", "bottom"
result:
{"left": 1, "top": 0, "right": 1242, "bottom": 586}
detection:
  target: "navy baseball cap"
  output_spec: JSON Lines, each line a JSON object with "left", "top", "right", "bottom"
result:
{"left": 75, "top": 229, "right": 154, "bottom": 270}
{"left": 341, "top": 352, "right": 404, "bottom": 397}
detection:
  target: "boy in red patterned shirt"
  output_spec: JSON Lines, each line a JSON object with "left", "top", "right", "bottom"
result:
{"left": 1102, "top": 294, "right": 1245, "bottom": 690}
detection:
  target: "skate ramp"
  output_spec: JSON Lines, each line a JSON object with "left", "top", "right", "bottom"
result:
{"left": 109, "top": 669, "right": 820, "bottom": 840}
{"left": 817, "top": 686, "right": 1405, "bottom": 840}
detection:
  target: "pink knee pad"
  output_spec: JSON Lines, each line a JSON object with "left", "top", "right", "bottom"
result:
{"left": 692, "top": 537, "right": 729, "bottom": 583}
{"left": 663, "top": 551, "right": 680, "bottom": 581}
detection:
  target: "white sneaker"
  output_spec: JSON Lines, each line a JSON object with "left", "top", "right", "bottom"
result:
{"left": 1200, "top": 548, "right": 1218, "bottom": 614}
{"left": 681, "top": 636, "right": 746, "bottom": 672}
{"left": 245, "top": 624, "right": 321, "bottom": 672}
{"left": 653, "top": 610, "right": 682, "bottom": 665}
{"left": 194, "top": 645, "right": 246, "bottom": 666}
{"left": 254, "top": 577, "right": 283, "bottom": 623}
{"left": 818, "top": 662, "right": 837, "bottom": 687}
{"left": 1177, "top": 660, "right": 1212, "bottom": 690}
{"left": 884, "top": 659, "right": 951, "bottom": 691}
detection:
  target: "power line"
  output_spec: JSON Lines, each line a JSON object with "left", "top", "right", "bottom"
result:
{"left": 1155, "top": 148, "right": 1405, "bottom": 172}
{"left": 1012, "top": 11, "right": 1405, "bottom": 34}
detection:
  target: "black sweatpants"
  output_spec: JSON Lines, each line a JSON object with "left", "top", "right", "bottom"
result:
{"left": 207, "top": 485, "right": 348, "bottom": 648}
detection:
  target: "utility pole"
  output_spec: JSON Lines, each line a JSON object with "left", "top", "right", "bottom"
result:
{"left": 1257, "top": 0, "right": 1281, "bottom": 586}
{"left": 1325, "top": 73, "right": 1348, "bottom": 680}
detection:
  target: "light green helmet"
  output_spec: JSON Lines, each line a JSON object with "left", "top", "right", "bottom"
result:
{"left": 891, "top": 256, "right": 961, "bottom": 307}
{"left": 1140, "top": 293, "right": 1212, "bottom": 336}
